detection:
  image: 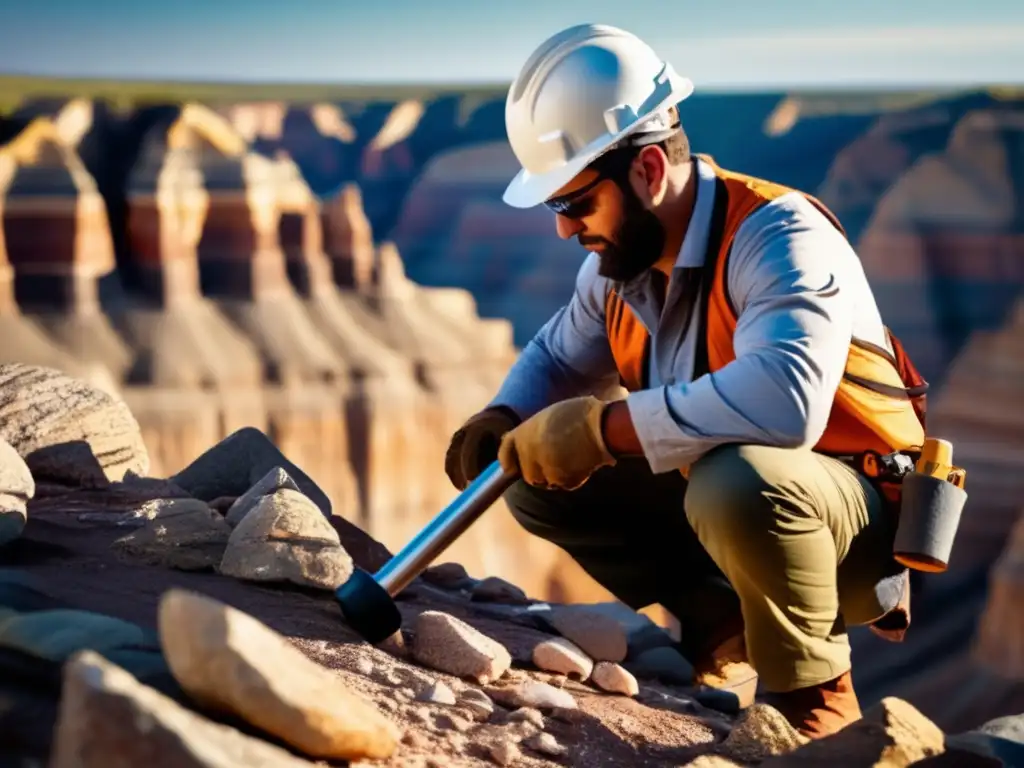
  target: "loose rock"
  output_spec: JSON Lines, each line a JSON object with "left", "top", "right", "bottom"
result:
{"left": 719, "top": 703, "right": 807, "bottom": 763}
{"left": 158, "top": 589, "right": 400, "bottom": 761}
{"left": 170, "top": 427, "right": 331, "bottom": 516}
{"left": 50, "top": 650, "right": 316, "bottom": 767}
{"left": 0, "top": 363, "right": 149, "bottom": 487}
{"left": 0, "top": 436, "right": 33, "bottom": 546}
{"left": 625, "top": 645, "right": 695, "bottom": 685}
{"left": 487, "top": 739, "right": 521, "bottom": 766}
{"left": 524, "top": 732, "right": 567, "bottom": 758}
{"left": 532, "top": 637, "right": 594, "bottom": 680}
{"left": 456, "top": 688, "right": 494, "bottom": 721}
{"left": 421, "top": 562, "right": 474, "bottom": 590}
{"left": 112, "top": 498, "right": 231, "bottom": 571}
{"left": 0, "top": 608, "right": 153, "bottom": 662}
{"left": 547, "top": 605, "right": 628, "bottom": 663}
{"left": 417, "top": 681, "right": 457, "bottom": 705}
{"left": 225, "top": 466, "right": 301, "bottom": 526}
{"left": 470, "top": 576, "right": 531, "bottom": 605}
{"left": 490, "top": 680, "right": 577, "bottom": 711}
{"left": 411, "top": 611, "right": 511, "bottom": 685}
{"left": 507, "top": 707, "right": 545, "bottom": 730}
{"left": 591, "top": 661, "right": 639, "bottom": 696}
{"left": 218, "top": 488, "right": 353, "bottom": 590}
{"left": 760, "top": 697, "right": 943, "bottom": 766}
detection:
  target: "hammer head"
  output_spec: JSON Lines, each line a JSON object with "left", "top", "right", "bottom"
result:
{"left": 335, "top": 567, "right": 403, "bottom": 644}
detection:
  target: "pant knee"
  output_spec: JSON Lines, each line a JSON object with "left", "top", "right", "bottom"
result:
{"left": 685, "top": 445, "right": 785, "bottom": 534}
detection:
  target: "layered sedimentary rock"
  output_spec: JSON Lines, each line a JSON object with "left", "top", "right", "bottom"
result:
{"left": 852, "top": 109, "right": 1024, "bottom": 386}
{"left": 0, "top": 115, "right": 125, "bottom": 393}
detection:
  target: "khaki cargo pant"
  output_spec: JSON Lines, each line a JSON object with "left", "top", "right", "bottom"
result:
{"left": 504, "top": 443, "right": 902, "bottom": 692}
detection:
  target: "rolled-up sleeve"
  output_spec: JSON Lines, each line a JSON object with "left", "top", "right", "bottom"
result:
{"left": 626, "top": 194, "right": 857, "bottom": 473}
{"left": 489, "top": 253, "right": 622, "bottom": 420}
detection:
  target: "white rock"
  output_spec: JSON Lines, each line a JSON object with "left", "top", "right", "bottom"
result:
{"left": 417, "top": 681, "right": 457, "bottom": 705}
{"left": 592, "top": 661, "right": 639, "bottom": 696}
{"left": 532, "top": 637, "right": 594, "bottom": 680}
{"left": 525, "top": 732, "right": 567, "bottom": 757}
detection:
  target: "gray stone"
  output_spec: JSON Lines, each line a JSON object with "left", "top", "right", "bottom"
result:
{"left": 219, "top": 489, "right": 353, "bottom": 590}
{"left": 470, "top": 577, "right": 531, "bottom": 605}
{"left": 225, "top": 466, "right": 300, "bottom": 527}
{"left": 547, "top": 605, "right": 628, "bottom": 663}
{"left": 0, "top": 608, "right": 154, "bottom": 662}
{"left": 625, "top": 646, "right": 695, "bottom": 685}
{"left": 171, "top": 426, "right": 331, "bottom": 517}
{"left": 976, "top": 713, "right": 1024, "bottom": 745}
{"left": 112, "top": 498, "right": 231, "bottom": 571}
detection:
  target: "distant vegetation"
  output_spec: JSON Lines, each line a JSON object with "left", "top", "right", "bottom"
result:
{"left": 0, "top": 74, "right": 509, "bottom": 112}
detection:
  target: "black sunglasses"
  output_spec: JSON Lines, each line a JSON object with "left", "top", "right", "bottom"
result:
{"left": 543, "top": 147, "right": 640, "bottom": 218}
{"left": 543, "top": 122, "right": 681, "bottom": 218}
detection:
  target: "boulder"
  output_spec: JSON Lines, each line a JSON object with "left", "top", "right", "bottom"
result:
{"left": 158, "top": 589, "right": 400, "bottom": 761}
{"left": 0, "top": 363, "right": 148, "bottom": 487}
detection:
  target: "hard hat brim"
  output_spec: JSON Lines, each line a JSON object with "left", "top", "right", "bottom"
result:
{"left": 501, "top": 77, "right": 695, "bottom": 209}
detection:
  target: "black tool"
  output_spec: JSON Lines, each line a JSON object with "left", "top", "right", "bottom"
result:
{"left": 335, "top": 461, "right": 518, "bottom": 643}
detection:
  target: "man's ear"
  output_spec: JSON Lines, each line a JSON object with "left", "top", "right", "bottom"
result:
{"left": 633, "top": 145, "right": 669, "bottom": 206}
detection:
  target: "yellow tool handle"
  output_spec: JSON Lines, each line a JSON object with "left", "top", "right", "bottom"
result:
{"left": 916, "top": 437, "right": 953, "bottom": 479}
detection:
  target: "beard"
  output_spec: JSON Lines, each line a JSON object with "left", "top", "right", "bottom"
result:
{"left": 582, "top": 184, "right": 667, "bottom": 283}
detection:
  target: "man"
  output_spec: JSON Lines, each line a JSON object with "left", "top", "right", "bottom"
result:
{"left": 444, "top": 24, "right": 929, "bottom": 738}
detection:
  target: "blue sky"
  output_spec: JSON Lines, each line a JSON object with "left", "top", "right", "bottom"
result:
{"left": 0, "top": 0, "right": 1021, "bottom": 89}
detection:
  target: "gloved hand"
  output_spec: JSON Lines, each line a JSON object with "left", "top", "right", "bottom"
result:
{"left": 498, "top": 395, "right": 616, "bottom": 490}
{"left": 445, "top": 406, "right": 521, "bottom": 490}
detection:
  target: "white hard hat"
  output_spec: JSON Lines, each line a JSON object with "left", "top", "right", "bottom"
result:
{"left": 502, "top": 24, "right": 693, "bottom": 209}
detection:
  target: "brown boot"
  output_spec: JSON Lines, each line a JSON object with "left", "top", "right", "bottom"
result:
{"left": 760, "top": 670, "right": 863, "bottom": 739}
{"left": 691, "top": 626, "right": 759, "bottom": 709}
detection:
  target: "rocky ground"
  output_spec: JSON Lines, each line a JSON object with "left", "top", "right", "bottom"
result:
{"left": 2, "top": 362, "right": 1024, "bottom": 767}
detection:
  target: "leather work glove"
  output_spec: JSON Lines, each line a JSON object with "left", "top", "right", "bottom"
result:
{"left": 497, "top": 395, "right": 616, "bottom": 490}
{"left": 445, "top": 406, "right": 521, "bottom": 490}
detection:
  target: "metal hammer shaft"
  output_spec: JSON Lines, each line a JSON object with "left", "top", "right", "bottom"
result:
{"left": 374, "top": 461, "right": 519, "bottom": 596}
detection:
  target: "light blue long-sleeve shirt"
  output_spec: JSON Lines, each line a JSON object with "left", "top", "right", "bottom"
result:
{"left": 488, "top": 156, "right": 893, "bottom": 474}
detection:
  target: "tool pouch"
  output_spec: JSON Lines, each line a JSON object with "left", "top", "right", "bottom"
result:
{"left": 893, "top": 470, "right": 968, "bottom": 573}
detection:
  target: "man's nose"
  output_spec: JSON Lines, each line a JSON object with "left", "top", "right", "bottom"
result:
{"left": 555, "top": 214, "right": 583, "bottom": 240}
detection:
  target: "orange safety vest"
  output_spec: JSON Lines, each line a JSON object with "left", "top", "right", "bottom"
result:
{"left": 605, "top": 154, "right": 928, "bottom": 463}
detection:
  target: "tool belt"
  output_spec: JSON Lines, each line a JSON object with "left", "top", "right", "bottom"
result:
{"left": 840, "top": 444, "right": 968, "bottom": 574}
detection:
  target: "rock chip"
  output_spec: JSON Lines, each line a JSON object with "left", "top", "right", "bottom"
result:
{"left": 547, "top": 605, "right": 628, "bottom": 663}
{"left": 591, "top": 661, "right": 639, "bottom": 696}
{"left": 0, "top": 363, "right": 149, "bottom": 487}
{"left": 219, "top": 488, "right": 353, "bottom": 590}
{"left": 411, "top": 611, "right": 511, "bottom": 684}
{"left": 625, "top": 645, "right": 695, "bottom": 685}
{"left": 0, "top": 436, "right": 33, "bottom": 546}
{"left": 50, "top": 650, "right": 316, "bottom": 768}
{"left": 470, "top": 576, "right": 531, "bottom": 605}
{"left": 524, "top": 732, "right": 567, "bottom": 757}
{"left": 456, "top": 688, "right": 494, "bottom": 721}
{"left": 158, "top": 589, "right": 400, "bottom": 761}
{"left": 719, "top": 703, "right": 807, "bottom": 763}
{"left": 171, "top": 426, "right": 331, "bottom": 517}
{"left": 416, "top": 681, "right": 457, "bottom": 705}
{"left": 490, "top": 680, "right": 577, "bottom": 711}
{"left": 225, "top": 466, "right": 301, "bottom": 526}
{"left": 532, "top": 636, "right": 594, "bottom": 680}
{"left": 507, "top": 707, "right": 545, "bottom": 730}
{"left": 112, "top": 498, "right": 231, "bottom": 571}
{"left": 487, "top": 739, "right": 521, "bottom": 766}
{"left": 760, "top": 697, "right": 943, "bottom": 766}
